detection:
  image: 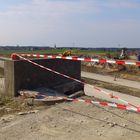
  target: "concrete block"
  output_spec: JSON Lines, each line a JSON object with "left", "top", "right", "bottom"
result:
{"left": 0, "top": 78, "right": 5, "bottom": 97}
{"left": 0, "top": 58, "right": 82, "bottom": 97}
{"left": 0, "top": 60, "right": 4, "bottom": 68}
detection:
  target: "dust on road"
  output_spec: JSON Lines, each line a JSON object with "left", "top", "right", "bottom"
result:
{"left": 0, "top": 100, "right": 140, "bottom": 140}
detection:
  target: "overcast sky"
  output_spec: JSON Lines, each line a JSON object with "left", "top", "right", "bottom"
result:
{"left": 0, "top": 0, "right": 140, "bottom": 48}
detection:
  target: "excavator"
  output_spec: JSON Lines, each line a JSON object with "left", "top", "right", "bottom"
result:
{"left": 62, "top": 50, "right": 78, "bottom": 56}
{"left": 119, "top": 48, "right": 128, "bottom": 59}
{"left": 113, "top": 48, "right": 128, "bottom": 60}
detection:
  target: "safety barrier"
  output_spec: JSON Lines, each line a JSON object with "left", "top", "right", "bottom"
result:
{"left": 11, "top": 53, "right": 140, "bottom": 113}
{"left": 16, "top": 53, "right": 140, "bottom": 66}
{"left": 20, "top": 91, "right": 140, "bottom": 113}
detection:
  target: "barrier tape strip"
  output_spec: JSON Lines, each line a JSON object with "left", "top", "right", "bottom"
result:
{"left": 11, "top": 53, "right": 139, "bottom": 110}
{"left": 20, "top": 91, "right": 140, "bottom": 113}
{"left": 17, "top": 53, "right": 140, "bottom": 66}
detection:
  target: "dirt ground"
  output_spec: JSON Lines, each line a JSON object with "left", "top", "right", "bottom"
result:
{"left": 0, "top": 56, "right": 140, "bottom": 140}
{"left": 0, "top": 97, "right": 140, "bottom": 140}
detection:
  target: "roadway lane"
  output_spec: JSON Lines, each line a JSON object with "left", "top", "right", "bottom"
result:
{"left": 81, "top": 71, "right": 140, "bottom": 90}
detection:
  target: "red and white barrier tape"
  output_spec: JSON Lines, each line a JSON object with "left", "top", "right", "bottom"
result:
{"left": 16, "top": 53, "right": 140, "bottom": 66}
{"left": 42, "top": 97, "right": 140, "bottom": 113}
{"left": 62, "top": 98, "right": 140, "bottom": 113}
{"left": 11, "top": 53, "right": 139, "bottom": 110}
{"left": 20, "top": 91, "right": 140, "bottom": 113}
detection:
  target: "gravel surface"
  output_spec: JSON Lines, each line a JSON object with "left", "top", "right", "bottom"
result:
{"left": 0, "top": 100, "right": 140, "bottom": 140}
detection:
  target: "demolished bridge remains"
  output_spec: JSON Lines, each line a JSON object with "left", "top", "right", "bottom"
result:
{"left": 0, "top": 56, "right": 83, "bottom": 97}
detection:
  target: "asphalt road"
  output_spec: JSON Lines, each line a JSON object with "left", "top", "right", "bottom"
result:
{"left": 82, "top": 71, "right": 140, "bottom": 107}
{"left": 84, "top": 84, "right": 140, "bottom": 107}
{"left": 81, "top": 71, "right": 140, "bottom": 90}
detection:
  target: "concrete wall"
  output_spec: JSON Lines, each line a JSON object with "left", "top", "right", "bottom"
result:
{"left": 0, "top": 60, "right": 4, "bottom": 77}
{"left": 4, "top": 60, "right": 15, "bottom": 97}
{"left": 0, "top": 78, "right": 5, "bottom": 97}
{"left": 0, "top": 60, "right": 4, "bottom": 69}
{"left": 0, "top": 60, "right": 5, "bottom": 97}
{"left": 0, "top": 58, "right": 82, "bottom": 97}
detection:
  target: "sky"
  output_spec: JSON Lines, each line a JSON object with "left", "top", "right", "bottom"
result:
{"left": 0, "top": 0, "right": 140, "bottom": 48}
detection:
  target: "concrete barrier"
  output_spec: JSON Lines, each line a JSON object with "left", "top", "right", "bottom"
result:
{"left": 0, "top": 57, "right": 82, "bottom": 97}
{"left": 0, "top": 60, "right": 4, "bottom": 69}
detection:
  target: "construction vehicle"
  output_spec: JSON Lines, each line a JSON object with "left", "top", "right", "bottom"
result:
{"left": 112, "top": 48, "right": 128, "bottom": 60}
{"left": 119, "top": 48, "right": 128, "bottom": 59}
{"left": 62, "top": 50, "right": 78, "bottom": 56}
{"left": 62, "top": 50, "right": 72, "bottom": 56}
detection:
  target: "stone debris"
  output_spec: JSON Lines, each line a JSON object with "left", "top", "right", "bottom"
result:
{"left": 108, "top": 122, "right": 117, "bottom": 127}
{"left": 0, "top": 115, "right": 15, "bottom": 123}
{"left": 52, "top": 124, "right": 57, "bottom": 128}
{"left": 106, "top": 121, "right": 110, "bottom": 124}
{"left": 67, "top": 129, "right": 71, "bottom": 133}
{"left": 95, "top": 130, "right": 102, "bottom": 136}
{"left": 122, "top": 124, "right": 127, "bottom": 128}
{"left": 97, "top": 133, "right": 102, "bottom": 136}
{"left": 18, "top": 110, "right": 39, "bottom": 115}
{"left": 5, "top": 108, "right": 12, "bottom": 112}
{"left": 103, "top": 117, "right": 108, "bottom": 120}
{"left": 0, "top": 101, "right": 4, "bottom": 106}
{"left": 101, "top": 124, "right": 105, "bottom": 127}
{"left": 96, "top": 130, "right": 99, "bottom": 133}
{"left": 0, "top": 107, "right": 5, "bottom": 111}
